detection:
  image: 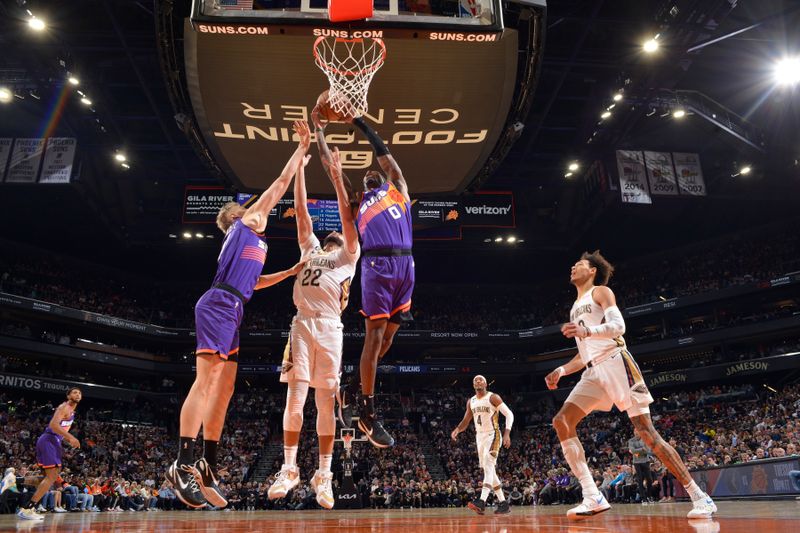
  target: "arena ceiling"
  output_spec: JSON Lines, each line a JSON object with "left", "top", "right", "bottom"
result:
{"left": 0, "top": 0, "right": 798, "bottom": 276}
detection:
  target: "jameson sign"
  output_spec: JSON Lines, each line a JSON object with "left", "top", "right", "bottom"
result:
{"left": 0, "top": 372, "right": 170, "bottom": 402}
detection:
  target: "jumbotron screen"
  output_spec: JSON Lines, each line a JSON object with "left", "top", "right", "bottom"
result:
{"left": 184, "top": 20, "right": 518, "bottom": 195}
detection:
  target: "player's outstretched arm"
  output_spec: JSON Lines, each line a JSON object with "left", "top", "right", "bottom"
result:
{"left": 490, "top": 394, "right": 514, "bottom": 448}
{"left": 351, "top": 116, "right": 410, "bottom": 203}
{"left": 325, "top": 148, "right": 359, "bottom": 255}
{"left": 312, "top": 107, "right": 360, "bottom": 211}
{"left": 254, "top": 259, "right": 307, "bottom": 290}
{"left": 243, "top": 120, "right": 311, "bottom": 233}
{"left": 293, "top": 153, "right": 314, "bottom": 245}
{"left": 544, "top": 353, "right": 585, "bottom": 390}
{"left": 451, "top": 399, "right": 474, "bottom": 440}
{"left": 49, "top": 404, "right": 79, "bottom": 448}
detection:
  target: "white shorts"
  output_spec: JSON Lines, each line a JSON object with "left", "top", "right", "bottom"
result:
{"left": 566, "top": 350, "right": 654, "bottom": 418}
{"left": 280, "top": 314, "right": 343, "bottom": 390}
{"left": 475, "top": 431, "right": 501, "bottom": 469}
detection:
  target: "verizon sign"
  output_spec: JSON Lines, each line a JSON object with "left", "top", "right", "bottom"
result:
{"left": 461, "top": 192, "right": 515, "bottom": 227}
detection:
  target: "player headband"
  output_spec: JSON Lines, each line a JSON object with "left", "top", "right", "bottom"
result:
{"left": 473, "top": 375, "right": 486, "bottom": 384}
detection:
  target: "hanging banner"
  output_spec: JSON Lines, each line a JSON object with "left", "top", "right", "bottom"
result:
{"left": 644, "top": 151, "right": 678, "bottom": 196}
{"left": 39, "top": 138, "right": 77, "bottom": 183}
{"left": 0, "top": 138, "right": 12, "bottom": 181}
{"left": 673, "top": 152, "right": 706, "bottom": 196}
{"left": 5, "top": 138, "right": 45, "bottom": 183}
{"left": 616, "top": 150, "right": 652, "bottom": 204}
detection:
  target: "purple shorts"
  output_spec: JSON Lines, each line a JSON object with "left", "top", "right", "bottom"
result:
{"left": 360, "top": 255, "right": 415, "bottom": 320}
{"left": 195, "top": 288, "right": 243, "bottom": 361}
{"left": 36, "top": 433, "right": 62, "bottom": 469}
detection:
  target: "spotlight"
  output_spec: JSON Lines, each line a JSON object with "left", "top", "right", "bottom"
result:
{"left": 607, "top": 103, "right": 616, "bottom": 110}
{"left": 672, "top": 109, "right": 686, "bottom": 119}
{"left": 114, "top": 153, "right": 127, "bottom": 162}
{"left": 613, "top": 92, "right": 623, "bottom": 102}
{"left": 205, "top": 235, "right": 214, "bottom": 239}
{"left": 564, "top": 172, "right": 573, "bottom": 178}
{"left": 568, "top": 162, "right": 579, "bottom": 172}
{"left": 120, "top": 162, "right": 130, "bottom": 170}
{"left": 643, "top": 37, "right": 659, "bottom": 53}
{"left": 483, "top": 238, "right": 491, "bottom": 243}
{"left": 182, "top": 232, "right": 192, "bottom": 239}
{"left": 195, "top": 233, "right": 204, "bottom": 239}
{"left": 80, "top": 97, "right": 92, "bottom": 106}
{"left": 67, "top": 76, "right": 80, "bottom": 86}
{"left": 601, "top": 111, "right": 612, "bottom": 119}
{"left": 0, "top": 87, "right": 11, "bottom": 103}
{"left": 28, "top": 89, "right": 41, "bottom": 100}
{"left": 494, "top": 236, "right": 502, "bottom": 243}
{"left": 507, "top": 236, "right": 517, "bottom": 243}
{"left": 774, "top": 57, "right": 800, "bottom": 87}
{"left": 739, "top": 165, "right": 752, "bottom": 176}
{"left": 28, "top": 16, "right": 46, "bottom": 31}
{"left": 168, "top": 234, "right": 177, "bottom": 239}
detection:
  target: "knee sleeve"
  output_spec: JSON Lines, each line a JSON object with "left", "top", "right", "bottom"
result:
{"left": 483, "top": 465, "right": 496, "bottom": 487}
{"left": 315, "top": 388, "right": 336, "bottom": 436}
{"left": 283, "top": 381, "right": 309, "bottom": 432}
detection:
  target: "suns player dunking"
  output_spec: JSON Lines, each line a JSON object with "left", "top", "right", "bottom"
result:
{"left": 267, "top": 130, "right": 360, "bottom": 510}
{"left": 451, "top": 375, "right": 514, "bottom": 516}
{"left": 545, "top": 251, "right": 717, "bottom": 520}
{"left": 166, "top": 122, "right": 311, "bottom": 509}
{"left": 312, "top": 98, "right": 414, "bottom": 448}
{"left": 17, "top": 387, "right": 82, "bottom": 521}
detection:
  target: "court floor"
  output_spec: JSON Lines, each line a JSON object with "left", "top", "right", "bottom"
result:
{"left": 2, "top": 500, "right": 799, "bottom": 532}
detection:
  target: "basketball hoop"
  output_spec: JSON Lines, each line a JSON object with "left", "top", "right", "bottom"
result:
{"left": 313, "top": 36, "right": 387, "bottom": 118}
{"left": 342, "top": 431, "right": 354, "bottom": 452}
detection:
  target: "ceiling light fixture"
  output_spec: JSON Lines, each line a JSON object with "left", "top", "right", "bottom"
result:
{"left": 774, "top": 57, "right": 800, "bottom": 87}
{"left": 643, "top": 36, "right": 659, "bottom": 53}
{"left": 601, "top": 111, "right": 612, "bottom": 119}
{"left": 80, "top": 97, "right": 92, "bottom": 106}
{"left": 613, "top": 92, "right": 623, "bottom": 102}
{"left": 0, "top": 87, "right": 11, "bottom": 103}
{"left": 28, "top": 16, "right": 46, "bottom": 32}
{"left": 672, "top": 109, "right": 686, "bottom": 119}
{"left": 68, "top": 76, "right": 80, "bottom": 86}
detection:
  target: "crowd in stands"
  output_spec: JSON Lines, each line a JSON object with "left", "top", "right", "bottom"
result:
{"left": 1, "top": 222, "right": 798, "bottom": 334}
{"left": 3, "top": 378, "right": 797, "bottom": 514}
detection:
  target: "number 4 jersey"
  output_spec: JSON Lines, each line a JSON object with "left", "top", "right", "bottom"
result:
{"left": 470, "top": 392, "right": 499, "bottom": 434}
{"left": 293, "top": 233, "right": 360, "bottom": 317}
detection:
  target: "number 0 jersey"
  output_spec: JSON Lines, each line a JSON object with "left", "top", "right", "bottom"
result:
{"left": 569, "top": 286, "right": 627, "bottom": 366}
{"left": 470, "top": 392, "right": 499, "bottom": 435}
{"left": 292, "top": 233, "right": 360, "bottom": 317}
{"left": 357, "top": 182, "right": 412, "bottom": 251}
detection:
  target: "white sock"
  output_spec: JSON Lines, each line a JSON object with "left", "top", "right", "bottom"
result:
{"left": 319, "top": 454, "right": 332, "bottom": 473}
{"left": 684, "top": 480, "right": 705, "bottom": 501}
{"left": 494, "top": 486, "right": 505, "bottom": 502}
{"left": 480, "top": 486, "right": 491, "bottom": 501}
{"left": 284, "top": 446, "right": 298, "bottom": 468}
{"left": 560, "top": 437, "right": 600, "bottom": 498}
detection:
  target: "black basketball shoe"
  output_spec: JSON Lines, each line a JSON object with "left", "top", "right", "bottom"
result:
{"left": 193, "top": 457, "right": 228, "bottom": 508}
{"left": 467, "top": 498, "right": 486, "bottom": 515}
{"left": 165, "top": 460, "right": 207, "bottom": 509}
{"left": 357, "top": 415, "right": 395, "bottom": 449}
{"left": 495, "top": 500, "right": 511, "bottom": 514}
{"left": 337, "top": 387, "right": 354, "bottom": 429}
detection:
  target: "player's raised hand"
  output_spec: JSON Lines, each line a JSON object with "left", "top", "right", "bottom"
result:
{"left": 301, "top": 154, "right": 312, "bottom": 168}
{"left": 450, "top": 428, "right": 460, "bottom": 441}
{"left": 503, "top": 434, "right": 511, "bottom": 449}
{"left": 293, "top": 120, "right": 311, "bottom": 153}
{"left": 324, "top": 147, "right": 344, "bottom": 183}
{"left": 311, "top": 104, "right": 326, "bottom": 130}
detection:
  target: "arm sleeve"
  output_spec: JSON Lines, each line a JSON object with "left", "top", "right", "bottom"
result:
{"left": 498, "top": 402, "right": 514, "bottom": 430}
{"left": 586, "top": 305, "right": 626, "bottom": 339}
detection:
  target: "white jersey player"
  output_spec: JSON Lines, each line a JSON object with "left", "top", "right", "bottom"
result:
{"left": 268, "top": 129, "right": 361, "bottom": 510}
{"left": 545, "top": 251, "right": 716, "bottom": 521}
{"left": 451, "top": 375, "right": 514, "bottom": 515}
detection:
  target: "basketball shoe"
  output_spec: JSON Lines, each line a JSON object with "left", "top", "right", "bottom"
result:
{"left": 311, "top": 470, "right": 335, "bottom": 509}
{"left": 495, "top": 500, "right": 511, "bottom": 514}
{"left": 467, "top": 498, "right": 486, "bottom": 515}
{"left": 193, "top": 457, "right": 228, "bottom": 508}
{"left": 268, "top": 465, "right": 300, "bottom": 500}
{"left": 566, "top": 493, "right": 611, "bottom": 520}
{"left": 16, "top": 507, "right": 44, "bottom": 521}
{"left": 165, "top": 460, "right": 207, "bottom": 508}
{"left": 687, "top": 495, "right": 717, "bottom": 519}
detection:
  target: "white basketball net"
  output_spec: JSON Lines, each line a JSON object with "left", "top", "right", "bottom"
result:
{"left": 313, "top": 37, "right": 387, "bottom": 118}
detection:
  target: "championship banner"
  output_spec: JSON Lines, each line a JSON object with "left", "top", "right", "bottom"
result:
{"left": 39, "top": 138, "right": 77, "bottom": 184}
{"left": 615, "top": 150, "right": 652, "bottom": 204}
{"left": 0, "top": 138, "right": 12, "bottom": 180}
{"left": 182, "top": 186, "right": 236, "bottom": 223}
{"left": 5, "top": 138, "right": 45, "bottom": 183}
{"left": 672, "top": 152, "right": 706, "bottom": 196}
{"left": 674, "top": 457, "right": 800, "bottom": 499}
{"left": 644, "top": 151, "right": 678, "bottom": 196}
{"left": 460, "top": 192, "right": 515, "bottom": 227}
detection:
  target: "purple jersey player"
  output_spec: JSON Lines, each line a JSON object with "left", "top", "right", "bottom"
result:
{"left": 312, "top": 99, "right": 414, "bottom": 449}
{"left": 17, "top": 387, "right": 81, "bottom": 521}
{"left": 166, "top": 121, "right": 311, "bottom": 509}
